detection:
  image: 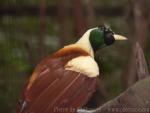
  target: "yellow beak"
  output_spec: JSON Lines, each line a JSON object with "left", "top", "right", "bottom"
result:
{"left": 114, "top": 34, "right": 127, "bottom": 40}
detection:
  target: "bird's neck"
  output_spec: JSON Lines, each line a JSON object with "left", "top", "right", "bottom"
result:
{"left": 76, "top": 28, "right": 95, "bottom": 57}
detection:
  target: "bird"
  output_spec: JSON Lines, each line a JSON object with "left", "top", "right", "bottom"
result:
{"left": 16, "top": 25, "right": 127, "bottom": 113}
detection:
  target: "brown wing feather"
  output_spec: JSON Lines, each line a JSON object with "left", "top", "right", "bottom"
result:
{"left": 28, "top": 71, "right": 77, "bottom": 113}
{"left": 16, "top": 46, "right": 97, "bottom": 113}
{"left": 43, "top": 74, "right": 96, "bottom": 113}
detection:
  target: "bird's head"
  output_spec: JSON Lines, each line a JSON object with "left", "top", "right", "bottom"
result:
{"left": 89, "top": 25, "right": 127, "bottom": 51}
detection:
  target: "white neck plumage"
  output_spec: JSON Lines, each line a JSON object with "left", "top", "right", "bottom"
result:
{"left": 76, "top": 28, "right": 96, "bottom": 57}
{"left": 65, "top": 28, "right": 99, "bottom": 77}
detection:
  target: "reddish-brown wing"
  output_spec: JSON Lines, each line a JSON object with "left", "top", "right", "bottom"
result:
{"left": 16, "top": 47, "right": 97, "bottom": 113}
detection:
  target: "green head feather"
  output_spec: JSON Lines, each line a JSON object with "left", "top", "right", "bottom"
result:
{"left": 89, "top": 26, "right": 115, "bottom": 51}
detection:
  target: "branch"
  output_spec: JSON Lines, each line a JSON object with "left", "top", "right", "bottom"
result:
{"left": 77, "top": 76, "right": 150, "bottom": 113}
{"left": 135, "top": 42, "right": 150, "bottom": 79}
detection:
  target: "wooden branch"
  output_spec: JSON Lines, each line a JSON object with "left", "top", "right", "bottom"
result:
{"left": 77, "top": 76, "right": 150, "bottom": 113}
{"left": 135, "top": 42, "right": 150, "bottom": 79}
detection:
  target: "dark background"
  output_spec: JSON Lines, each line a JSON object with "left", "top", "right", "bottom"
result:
{"left": 0, "top": 0, "right": 150, "bottom": 113}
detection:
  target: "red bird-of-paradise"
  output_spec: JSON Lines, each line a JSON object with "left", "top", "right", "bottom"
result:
{"left": 16, "top": 25, "right": 127, "bottom": 113}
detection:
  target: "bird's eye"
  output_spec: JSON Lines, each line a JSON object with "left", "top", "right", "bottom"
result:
{"left": 104, "top": 33, "right": 115, "bottom": 45}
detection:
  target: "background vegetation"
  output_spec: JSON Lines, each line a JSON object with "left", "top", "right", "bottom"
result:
{"left": 0, "top": 0, "right": 150, "bottom": 113}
